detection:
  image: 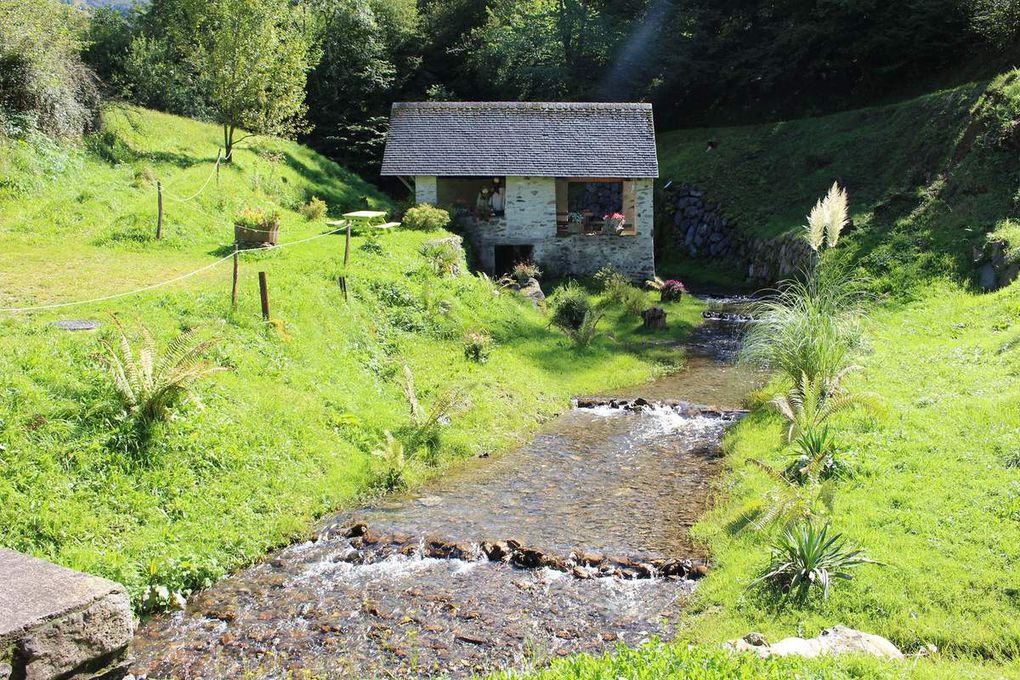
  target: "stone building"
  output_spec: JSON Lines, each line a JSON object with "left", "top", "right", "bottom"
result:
{"left": 381, "top": 102, "right": 658, "bottom": 280}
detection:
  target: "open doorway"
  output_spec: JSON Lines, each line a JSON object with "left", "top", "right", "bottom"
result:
{"left": 493, "top": 244, "right": 534, "bottom": 277}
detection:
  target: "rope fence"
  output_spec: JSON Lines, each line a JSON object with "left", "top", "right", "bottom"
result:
{"left": 0, "top": 226, "right": 346, "bottom": 315}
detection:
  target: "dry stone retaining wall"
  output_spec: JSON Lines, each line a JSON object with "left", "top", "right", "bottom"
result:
{"left": 663, "top": 184, "right": 814, "bottom": 283}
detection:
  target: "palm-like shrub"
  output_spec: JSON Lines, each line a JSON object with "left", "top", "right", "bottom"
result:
{"left": 99, "top": 320, "right": 224, "bottom": 437}
{"left": 550, "top": 281, "right": 595, "bottom": 331}
{"left": 785, "top": 425, "right": 843, "bottom": 484}
{"left": 769, "top": 368, "right": 879, "bottom": 441}
{"left": 371, "top": 431, "right": 408, "bottom": 491}
{"left": 738, "top": 459, "right": 836, "bottom": 532}
{"left": 754, "top": 521, "right": 878, "bottom": 602}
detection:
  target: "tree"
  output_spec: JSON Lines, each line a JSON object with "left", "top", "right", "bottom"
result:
{"left": 0, "top": 0, "right": 100, "bottom": 138}
{"left": 199, "top": 0, "right": 319, "bottom": 161}
{"left": 304, "top": 0, "right": 416, "bottom": 174}
{"left": 466, "top": 0, "right": 626, "bottom": 100}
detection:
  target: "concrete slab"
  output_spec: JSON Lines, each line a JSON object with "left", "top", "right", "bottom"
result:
{"left": 0, "top": 549, "right": 134, "bottom": 679}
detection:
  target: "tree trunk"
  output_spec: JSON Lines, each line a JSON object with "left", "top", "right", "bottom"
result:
{"left": 223, "top": 124, "right": 235, "bottom": 163}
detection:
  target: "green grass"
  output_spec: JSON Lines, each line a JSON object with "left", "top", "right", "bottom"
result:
{"left": 657, "top": 70, "right": 1020, "bottom": 293}
{"left": 0, "top": 104, "right": 704, "bottom": 608}
{"left": 489, "top": 639, "right": 1010, "bottom": 680}
{"left": 676, "top": 281, "right": 1020, "bottom": 678}
{"left": 501, "top": 282, "right": 1020, "bottom": 680}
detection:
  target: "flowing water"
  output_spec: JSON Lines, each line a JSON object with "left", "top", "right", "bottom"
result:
{"left": 130, "top": 298, "right": 757, "bottom": 679}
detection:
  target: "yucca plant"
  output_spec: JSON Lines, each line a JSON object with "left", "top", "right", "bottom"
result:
{"left": 770, "top": 368, "right": 879, "bottom": 442}
{"left": 99, "top": 319, "right": 224, "bottom": 439}
{"left": 754, "top": 521, "right": 878, "bottom": 603}
{"left": 785, "top": 425, "right": 842, "bottom": 484}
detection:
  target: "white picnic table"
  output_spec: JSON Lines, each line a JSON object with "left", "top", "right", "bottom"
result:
{"left": 327, "top": 210, "right": 400, "bottom": 232}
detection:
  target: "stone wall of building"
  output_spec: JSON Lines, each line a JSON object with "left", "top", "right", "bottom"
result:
{"left": 414, "top": 176, "right": 438, "bottom": 205}
{"left": 452, "top": 176, "right": 655, "bottom": 280}
{"left": 663, "top": 184, "right": 814, "bottom": 283}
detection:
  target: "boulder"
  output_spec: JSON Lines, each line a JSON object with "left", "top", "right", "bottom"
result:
{"left": 515, "top": 278, "right": 545, "bottom": 308}
{"left": 0, "top": 549, "right": 134, "bottom": 680}
{"left": 726, "top": 626, "right": 903, "bottom": 660}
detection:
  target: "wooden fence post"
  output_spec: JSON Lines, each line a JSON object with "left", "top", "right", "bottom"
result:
{"left": 231, "top": 244, "right": 239, "bottom": 308}
{"left": 258, "top": 271, "right": 270, "bottom": 320}
{"left": 215, "top": 148, "right": 222, "bottom": 187}
{"left": 343, "top": 221, "right": 352, "bottom": 267}
{"left": 156, "top": 181, "right": 163, "bottom": 240}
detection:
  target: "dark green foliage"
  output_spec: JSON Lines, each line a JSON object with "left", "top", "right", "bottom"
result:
{"left": 550, "top": 281, "right": 594, "bottom": 332}
{"left": 0, "top": 0, "right": 100, "bottom": 138}
{"left": 755, "top": 521, "right": 878, "bottom": 603}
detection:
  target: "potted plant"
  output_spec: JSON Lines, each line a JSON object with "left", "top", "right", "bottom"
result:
{"left": 235, "top": 207, "right": 280, "bottom": 247}
{"left": 603, "top": 211, "right": 627, "bottom": 234}
{"left": 646, "top": 277, "right": 686, "bottom": 302}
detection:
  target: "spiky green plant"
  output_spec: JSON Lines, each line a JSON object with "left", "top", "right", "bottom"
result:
{"left": 563, "top": 308, "right": 606, "bottom": 348}
{"left": 805, "top": 181, "right": 849, "bottom": 252}
{"left": 785, "top": 425, "right": 842, "bottom": 483}
{"left": 769, "top": 368, "right": 879, "bottom": 442}
{"left": 754, "top": 521, "right": 878, "bottom": 603}
{"left": 99, "top": 319, "right": 224, "bottom": 437}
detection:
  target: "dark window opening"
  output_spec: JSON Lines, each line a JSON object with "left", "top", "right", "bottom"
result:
{"left": 494, "top": 244, "right": 534, "bottom": 277}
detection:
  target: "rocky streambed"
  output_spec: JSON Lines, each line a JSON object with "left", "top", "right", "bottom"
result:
{"left": 130, "top": 298, "right": 756, "bottom": 679}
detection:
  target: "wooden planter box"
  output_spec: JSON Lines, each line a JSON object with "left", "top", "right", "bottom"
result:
{"left": 234, "top": 218, "right": 280, "bottom": 247}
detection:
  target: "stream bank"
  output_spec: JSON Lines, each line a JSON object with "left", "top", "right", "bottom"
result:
{"left": 130, "top": 298, "right": 756, "bottom": 679}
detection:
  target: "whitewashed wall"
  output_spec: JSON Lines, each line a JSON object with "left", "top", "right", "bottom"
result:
{"left": 427, "top": 175, "right": 656, "bottom": 280}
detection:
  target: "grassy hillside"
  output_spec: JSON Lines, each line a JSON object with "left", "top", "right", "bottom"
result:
{"left": 0, "top": 105, "right": 703, "bottom": 608}
{"left": 658, "top": 70, "right": 1020, "bottom": 293}
{"left": 683, "top": 282, "right": 1020, "bottom": 677}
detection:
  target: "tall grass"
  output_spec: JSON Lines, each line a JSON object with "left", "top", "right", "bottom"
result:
{"left": 741, "top": 265, "right": 864, "bottom": 387}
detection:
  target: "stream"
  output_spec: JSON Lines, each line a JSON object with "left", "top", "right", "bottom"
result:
{"left": 130, "top": 298, "right": 756, "bottom": 679}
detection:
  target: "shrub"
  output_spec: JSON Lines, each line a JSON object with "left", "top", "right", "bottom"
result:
{"left": 299, "top": 196, "right": 327, "bottom": 221}
{"left": 550, "top": 281, "right": 595, "bottom": 331}
{"left": 463, "top": 331, "right": 493, "bottom": 363}
{"left": 754, "top": 521, "right": 878, "bottom": 603}
{"left": 512, "top": 261, "right": 542, "bottom": 284}
{"left": 741, "top": 266, "right": 864, "bottom": 388}
{"left": 402, "top": 204, "right": 451, "bottom": 231}
{"left": 98, "top": 319, "right": 224, "bottom": 450}
{"left": 648, "top": 277, "right": 687, "bottom": 302}
{"left": 419, "top": 237, "right": 463, "bottom": 276}
{"left": 597, "top": 267, "right": 647, "bottom": 317}
{"left": 359, "top": 235, "right": 384, "bottom": 254}
{"left": 784, "top": 425, "right": 843, "bottom": 484}
{"left": 0, "top": 0, "right": 100, "bottom": 138}
{"left": 769, "top": 369, "right": 879, "bottom": 442}
{"left": 564, "top": 308, "right": 605, "bottom": 348}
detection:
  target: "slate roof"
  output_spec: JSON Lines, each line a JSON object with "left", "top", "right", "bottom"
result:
{"left": 380, "top": 102, "right": 658, "bottom": 178}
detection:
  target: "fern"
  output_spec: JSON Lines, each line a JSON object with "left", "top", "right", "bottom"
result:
{"left": 99, "top": 318, "right": 224, "bottom": 443}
